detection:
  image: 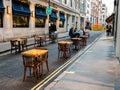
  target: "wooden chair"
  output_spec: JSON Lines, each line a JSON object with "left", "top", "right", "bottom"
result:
{"left": 36, "top": 47, "right": 49, "bottom": 75}
{"left": 40, "top": 34, "right": 47, "bottom": 46}
{"left": 10, "top": 40, "right": 19, "bottom": 53}
{"left": 49, "top": 33, "right": 58, "bottom": 43}
{"left": 34, "top": 36, "right": 40, "bottom": 47}
{"left": 22, "top": 54, "right": 41, "bottom": 81}
{"left": 80, "top": 36, "right": 88, "bottom": 46}
{"left": 21, "top": 38, "right": 28, "bottom": 51}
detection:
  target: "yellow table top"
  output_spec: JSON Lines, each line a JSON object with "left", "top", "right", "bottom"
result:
{"left": 71, "top": 38, "right": 82, "bottom": 40}
{"left": 58, "top": 41, "right": 73, "bottom": 44}
{"left": 22, "top": 49, "right": 48, "bottom": 57}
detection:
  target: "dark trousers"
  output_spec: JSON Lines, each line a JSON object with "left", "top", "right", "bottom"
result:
{"left": 106, "top": 31, "right": 111, "bottom": 36}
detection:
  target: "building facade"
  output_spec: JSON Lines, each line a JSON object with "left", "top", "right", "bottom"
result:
{"left": 85, "top": 0, "right": 91, "bottom": 28}
{"left": 80, "top": 0, "right": 86, "bottom": 29}
{"left": 101, "top": 4, "right": 107, "bottom": 25}
{"left": 113, "top": 0, "right": 120, "bottom": 59}
{"left": 0, "top": 0, "right": 81, "bottom": 42}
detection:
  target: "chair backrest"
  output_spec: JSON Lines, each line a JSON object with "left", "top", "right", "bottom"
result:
{"left": 41, "top": 34, "right": 46, "bottom": 42}
{"left": 10, "top": 40, "right": 17, "bottom": 47}
{"left": 21, "top": 38, "right": 27, "bottom": 45}
{"left": 36, "top": 47, "right": 48, "bottom": 60}
{"left": 22, "top": 54, "right": 34, "bottom": 65}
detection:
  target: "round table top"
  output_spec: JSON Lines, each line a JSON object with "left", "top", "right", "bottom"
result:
{"left": 71, "top": 38, "right": 82, "bottom": 40}
{"left": 58, "top": 41, "right": 73, "bottom": 44}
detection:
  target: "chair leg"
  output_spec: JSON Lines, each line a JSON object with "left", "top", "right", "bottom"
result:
{"left": 46, "top": 60, "right": 49, "bottom": 71}
{"left": 23, "top": 67, "right": 26, "bottom": 81}
{"left": 41, "top": 63, "right": 44, "bottom": 75}
{"left": 29, "top": 67, "right": 31, "bottom": 76}
{"left": 58, "top": 51, "right": 60, "bottom": 59}
{"left": 11, "top": 49, "right": 12, "bottom": 53}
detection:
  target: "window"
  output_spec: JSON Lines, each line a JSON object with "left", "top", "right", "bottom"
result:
{"left": 35, "top": 18, "right": 45, "bottom": 27}
{"left": 102, "top": 8, "right": 105, "bottom": 10}
{"left": 72, "top": 16, "right": 75, "bottom": 23}
{"left": 87, "top": 4, "right": 89, "bottom": 8}
{"left": 12, "top": 1, "right": 30, "bottom": 27}
{"left": 0, "top": 14, "right": 3, "bottom": 27}
{"left": 64, "top": 0, "right": 67, "bottom": 4}
{"left": 35, "top": 7, "right": 46, "bottom": 27}
{"left": 13, "top": 15, "right": 29, "bottom": 27}
{"left": 71, "top": 0, "right": 72, "bottom": 7}
{"left": 59, "top": 21, "right": 64, "bottom": 28}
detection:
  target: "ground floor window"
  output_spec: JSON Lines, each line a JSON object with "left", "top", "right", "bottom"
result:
{"left": 59, "top": 20, "right": 64, "bottom": 27}
{"left": 13, "top": 15, "right": 29, "bottom": 27}
{"left": 35, "top": 18, "right": 45, "bottom": 27}
{"left": 0, "top": 14, "right": 3, "bottom": 27}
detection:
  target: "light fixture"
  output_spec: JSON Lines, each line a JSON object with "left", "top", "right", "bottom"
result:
{"left": 7, "top": 6, "right": 11, "bottom": 14}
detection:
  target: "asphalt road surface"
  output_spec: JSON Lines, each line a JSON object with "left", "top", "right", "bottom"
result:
{"left": 0, "top": 31, "right": 104, "bottom": 90}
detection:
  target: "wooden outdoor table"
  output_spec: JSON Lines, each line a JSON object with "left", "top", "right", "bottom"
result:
{"left": 58, "top": 41, "right": 73, "bottom": 59}
{"left": 22, "top": 49, "right": 48, "bottom": 79}
{"left": 80, "top": 35, "right": 88, "bottom": 46}
{"left": 14, "top": 38, "right": 26, "bottom": 52}
{"left": 71, "top": 38, "right": 82, "bottom": 50}
{"left": 49, "top": 33, "right": 58, "bottom": 43}
{"left": 35, "top": 35, "right": 45, "bottom": 46}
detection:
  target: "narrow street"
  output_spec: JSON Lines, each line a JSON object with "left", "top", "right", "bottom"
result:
{"left": 0, "top": 31, "right": 103, "bottom": 90}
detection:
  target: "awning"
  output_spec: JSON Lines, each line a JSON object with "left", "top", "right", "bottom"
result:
{"left": 12, "top": 2, "right": 31, "bottom": 16}
{"left": 0, "top": 0, "right": 4, "bottom": 13}
{"left": 35, "top": 8, "right": 47, "bottom": 18}
{"left": 106, "top": 13, "right": 114, "bottom": 23}
{"left": 60, "top": 13, "right": 65, "bottom": 21}
{"left": 50, "top": 12, "right": 57, "bottom": 20}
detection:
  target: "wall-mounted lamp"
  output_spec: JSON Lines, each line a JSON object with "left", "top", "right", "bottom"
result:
{"left": 7, "top": 6, "right": 11, "bottom": 14}
{"left": 31, "top": 11, "right": 34, "bottom": 17}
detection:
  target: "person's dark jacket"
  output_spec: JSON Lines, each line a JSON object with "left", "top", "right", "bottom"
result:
{"left": 69, "top": 30, "right": 74, "bottom": 38}
{"left": 106, "top": 25, "right": 112, "bottom": 32}
{"left": 52, "top": 24, "right": 57, "bottom": 32}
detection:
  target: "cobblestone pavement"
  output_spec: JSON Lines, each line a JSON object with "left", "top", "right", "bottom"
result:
{"left": 0, "top": 31, "right": 104, "bottom": 90}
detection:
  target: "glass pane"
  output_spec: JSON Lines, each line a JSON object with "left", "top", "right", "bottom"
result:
{"left": 13, "top": 15, "right": 29, "bottom": 27}
{"left": 35, "top": 18, "right": 45, "bottom": 27}
{"left": 59, "top": 20, "right": 64, "bottom": 28}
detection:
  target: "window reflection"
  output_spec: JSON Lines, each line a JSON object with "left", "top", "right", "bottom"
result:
{"left": 35, "top": 18, "right": 45, "bottom": 27}
{"left": 13, "top": 15, "right": 29, "bottom": 27}
{"left": 59, "top": 20, "right": 64, "bottom": 28}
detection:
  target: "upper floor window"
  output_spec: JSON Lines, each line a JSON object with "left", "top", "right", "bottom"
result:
{"left": 71, "top": 0, "right": 72, "bottom": 7}
{"left": 64, "top": 0, "right": 67, "bottom": 4}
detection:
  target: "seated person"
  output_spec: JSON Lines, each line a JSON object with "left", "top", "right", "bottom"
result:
{"left": 69, "top": 27, "right": 80, "bottom": 38}
{"left": 78, "top": 27, "right": 85, "bottom": 37}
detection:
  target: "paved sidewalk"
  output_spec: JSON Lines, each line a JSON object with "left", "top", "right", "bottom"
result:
{"left": 44, "top": 35, "right": 120, "bottom": 90}
{"left": 0, "top": 32, "right": 69, "bottom": 54}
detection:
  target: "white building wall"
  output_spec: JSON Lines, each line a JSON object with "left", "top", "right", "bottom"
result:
{"left": 86, "top": 0, "right": 91, "bottom": 22}
{"left": 116, "top": 0, "right": 120, "bottom": 58}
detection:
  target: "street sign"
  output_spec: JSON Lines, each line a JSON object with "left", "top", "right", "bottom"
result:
{"left": 46, "top": 7, "right": 52, "bottom": 15}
